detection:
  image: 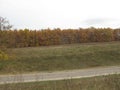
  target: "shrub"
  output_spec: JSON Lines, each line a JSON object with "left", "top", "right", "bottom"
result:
{"left": 0, "top": 50, "right": 9, "bottom": 60}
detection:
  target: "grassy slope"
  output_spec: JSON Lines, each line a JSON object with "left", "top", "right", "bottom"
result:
{"left": 0, "top": 42, "right": 120, "bottom": 74}
{"left": 0, "top": 74, "right": 120, "bottom": 90}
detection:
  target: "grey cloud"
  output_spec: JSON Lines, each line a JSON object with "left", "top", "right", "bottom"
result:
{"left": 83, "top": 18, "right": 117, "bottom": 25}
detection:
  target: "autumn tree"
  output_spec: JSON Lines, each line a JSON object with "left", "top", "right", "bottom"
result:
{"left": 0, "top": 27, "right": 118, "bottom": 48}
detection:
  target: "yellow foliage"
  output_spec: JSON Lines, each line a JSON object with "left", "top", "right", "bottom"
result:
{"left": 0, "top": 50, "right": 9, "bottom": 60}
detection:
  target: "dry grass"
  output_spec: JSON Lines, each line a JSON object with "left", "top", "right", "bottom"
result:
{"left": 0, "top": 74, "right": 120, "bottom": 90}
{"left": 0, "top": 42, "right": 120, "bottom": 74}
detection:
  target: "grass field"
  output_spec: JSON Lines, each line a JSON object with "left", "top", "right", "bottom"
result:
{"left": 0, "top": 42, "right": 120, "bottom": 74}
{"left": 0, "top": 74, "right": 120, "bottom": 90}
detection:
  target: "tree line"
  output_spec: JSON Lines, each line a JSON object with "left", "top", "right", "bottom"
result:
{"left": 0, "top": 27, "right": 120, "bottom": 48}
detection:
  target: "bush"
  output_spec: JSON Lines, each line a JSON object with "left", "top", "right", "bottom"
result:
{"left": 0, "top": 50, "right": 9, "bottom": 60}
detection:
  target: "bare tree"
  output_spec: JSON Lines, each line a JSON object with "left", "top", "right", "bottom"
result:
{"left": 0, "top": 16, "right": 12, "bottom": 30}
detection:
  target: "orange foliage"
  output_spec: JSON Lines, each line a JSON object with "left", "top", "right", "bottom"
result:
{"left": 0, "top": 28, "right": 119, "bottom": 48}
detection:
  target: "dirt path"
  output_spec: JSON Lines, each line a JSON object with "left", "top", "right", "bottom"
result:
{"left": 0, "top": 66, "right": 120, "bottom": 84}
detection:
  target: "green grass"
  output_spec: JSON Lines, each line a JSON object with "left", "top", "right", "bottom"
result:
{"left": 0, "top": 74, "right": 120, "bottom": 90}
{"left": 0, "top": 42, "right": 120, "bottom": 74}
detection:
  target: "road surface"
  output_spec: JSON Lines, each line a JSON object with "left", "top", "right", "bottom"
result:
{"left": 0, "top": 66, "right": 120, "bottom": 84}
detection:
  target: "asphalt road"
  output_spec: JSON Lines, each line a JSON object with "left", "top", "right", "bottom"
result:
{"left": 0, "top": 66, "right": 120, "bottom": 84}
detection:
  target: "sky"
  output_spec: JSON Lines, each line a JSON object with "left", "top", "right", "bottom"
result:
{"left": 0, "top": 0, "right": 120, "bottom": 30}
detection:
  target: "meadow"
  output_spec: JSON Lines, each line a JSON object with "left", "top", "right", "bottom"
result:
{"left": 0, "top": 42, "right": 119, "bottom": 74}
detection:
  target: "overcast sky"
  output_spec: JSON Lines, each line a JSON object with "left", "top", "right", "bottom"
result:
{"left": 0, "top": 0, "right": 120, "bottom": 29}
